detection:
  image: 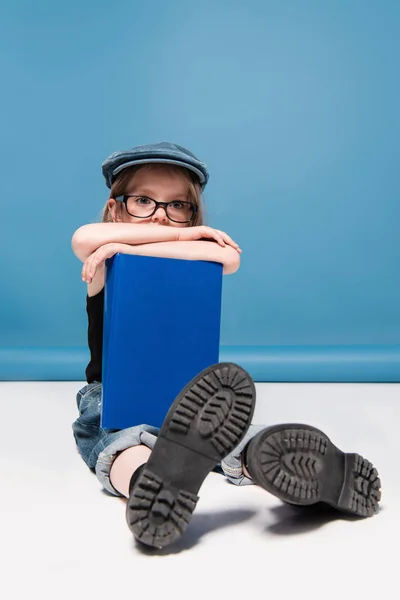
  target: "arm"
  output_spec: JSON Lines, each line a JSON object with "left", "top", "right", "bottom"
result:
{"left": 82, "top": 240, "right": 241, "bottom": 294}
{"left": 72, "top": 223, "right": 241, "bottom": 262}
{"left": 71, "top": 223, "right": 178, "bottom": 261}
{"left": 118, "top": 241, "right": 241, "bottom": 275}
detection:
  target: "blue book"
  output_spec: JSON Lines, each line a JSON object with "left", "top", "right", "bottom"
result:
{"left": 101, "top": 254, "right": 223, "bottom": 429}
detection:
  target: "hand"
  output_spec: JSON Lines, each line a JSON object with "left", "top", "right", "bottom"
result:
{"left": 81, "top": 243, "right": 123, "bottom": 284}
{"left": 177, "top": 226, "right": 242, "bottom": 253}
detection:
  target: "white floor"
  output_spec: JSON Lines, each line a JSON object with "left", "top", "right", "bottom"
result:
{"left": 1, "top": 381, "right": 398, "bottom": 600}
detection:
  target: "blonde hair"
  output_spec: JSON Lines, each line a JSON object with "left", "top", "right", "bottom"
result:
{"left": 101, "top": 163, "right": 206, "bottom": 226}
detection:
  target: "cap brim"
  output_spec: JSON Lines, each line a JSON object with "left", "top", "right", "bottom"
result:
{"left": 112, "top": 158, "right": 206, "bottom": 186}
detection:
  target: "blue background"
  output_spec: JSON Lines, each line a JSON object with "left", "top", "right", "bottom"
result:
{"left": 0, "top": 0, "right": 399, "bottom": 380}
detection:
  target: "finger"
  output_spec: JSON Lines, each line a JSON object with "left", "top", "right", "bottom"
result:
{"left": 87, "top": 256, "right": 100, "bottom": 280}
{"left": 208, "top": 229, "right": 226, "bottom": 246}
{"left": 202, "top": 227, "right": 225, "bottom": 246}
{"left": 214, "top": 233, "right": 226, "bottom": 247}
{"left": 199, "top": 227, "right": 226, "bottom": 246}
{"left": 88, "top": 248, "right": 110, "bottom": 279}
{"left": 83, "top": 272, "right": 92, "bottom": 284}
{"left": 83, "top": 255, "right": 96, "bottom": 283}
{"left": 82, "top": 260, "right": 90, "bottom": 282}
{"left": 218, "top": 231, "right": 239, "bottom": 248}
{"left": 218, "top": 232, "right": 241, "bottom": 252}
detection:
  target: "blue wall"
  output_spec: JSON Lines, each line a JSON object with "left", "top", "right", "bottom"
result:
{"left": 1, "top": 0, "right": 399, "bottom": 380}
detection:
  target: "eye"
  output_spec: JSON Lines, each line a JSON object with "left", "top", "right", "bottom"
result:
{"left": 170, "top": 201, "right": 185, "bottom": 210}
{"left": 136, "top": 196, "right": 152, "bottom": 205}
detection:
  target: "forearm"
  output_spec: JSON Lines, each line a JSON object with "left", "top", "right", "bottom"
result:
{"left": 115, "top": 241, "right": 240, "bottom": 275}
{"left": 72, "top": 223, "right": 178, "bottom": 261}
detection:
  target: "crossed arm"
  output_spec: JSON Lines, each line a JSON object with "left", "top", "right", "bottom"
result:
{"left": 72, "top": 223, "right": 242, "bottom": 295}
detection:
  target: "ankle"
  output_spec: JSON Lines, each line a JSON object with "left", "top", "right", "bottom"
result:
{"left": 129, "top": 463, "right": 146, "bottom": 495}
{"left": 242, "top": 442, "right": 252, "bottom": 480}
{"left": 110, "top": 445, "right": 151, "bottom": 498}
{"left": 242, "top": 463, "right": 252, "bottom": 479}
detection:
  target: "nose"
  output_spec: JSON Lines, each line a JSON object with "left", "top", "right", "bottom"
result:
{"left": 151, "top": 205, "right": 169, "bottom": 223}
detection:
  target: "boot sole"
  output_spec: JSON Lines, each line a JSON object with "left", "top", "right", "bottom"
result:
{"left": 247, "top": 424, "right": 381, "bottom": 517}
{"left": 126, "top": 362, "right": 256, "bottom": 548}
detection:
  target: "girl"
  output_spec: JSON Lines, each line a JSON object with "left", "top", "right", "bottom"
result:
{"left": 72, "top": 141, "right": 381, "bottom": 549}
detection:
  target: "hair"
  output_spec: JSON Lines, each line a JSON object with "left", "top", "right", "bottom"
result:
{"left": 100, "top": 163, "right": 206, "bottom": 226}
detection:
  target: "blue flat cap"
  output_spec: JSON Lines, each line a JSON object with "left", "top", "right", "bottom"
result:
{"left": 102, "top": 141, "right": 209, "bottom": 189}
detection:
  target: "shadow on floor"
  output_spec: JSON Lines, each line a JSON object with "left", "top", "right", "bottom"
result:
{"left": 133, "top": 508, "right": 257, "bottom": 555}
{"left": 265, "top": 502, "right": 368, "bottom": 535}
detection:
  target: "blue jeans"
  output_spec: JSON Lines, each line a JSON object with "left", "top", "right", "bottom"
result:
{"left": 72, "top": 382, "right": 266, "bottom": 495}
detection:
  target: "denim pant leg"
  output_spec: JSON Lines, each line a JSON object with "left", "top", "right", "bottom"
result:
{"left": 220, "top": 424, "right": 267, "bottom": 486}
{"left": 72, "top": 382, "right": 160, "bottom": 496}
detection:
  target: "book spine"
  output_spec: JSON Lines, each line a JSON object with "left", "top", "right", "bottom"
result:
{"left": 101, "top": 254, "right": 119, "bottom": 424}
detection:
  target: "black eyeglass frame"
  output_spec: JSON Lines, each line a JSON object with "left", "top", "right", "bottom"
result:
{"left": 115, "top": 194, "right": 198, "bottom": 224}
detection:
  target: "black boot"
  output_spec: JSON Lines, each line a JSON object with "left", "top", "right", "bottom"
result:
{"left": 244, "top": 424, "right": 381, "bottom": 518}
{"left": 126, "top": 362, "right": 256, "bottom": 548}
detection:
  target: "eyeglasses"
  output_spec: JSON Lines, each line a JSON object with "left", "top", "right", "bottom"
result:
{"left": 115, "top": 195, "right": 198, "bottom": 224}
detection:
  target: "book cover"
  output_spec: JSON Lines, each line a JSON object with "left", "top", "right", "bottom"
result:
{"left": 101, "top": 254, "right": 223, "bottom": 429}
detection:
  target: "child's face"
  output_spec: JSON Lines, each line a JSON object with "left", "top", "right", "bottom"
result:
{"left": 108, "top": 166, "right": 193, "bottom": 228}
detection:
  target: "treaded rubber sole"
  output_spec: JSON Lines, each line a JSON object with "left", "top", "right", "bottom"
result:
{"left": 246, "top": 424, "right": 381, "bottom": 518}
{"left": 126, "top": 362, "right": 256, "bottom": 548}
